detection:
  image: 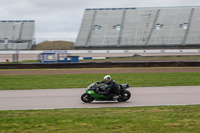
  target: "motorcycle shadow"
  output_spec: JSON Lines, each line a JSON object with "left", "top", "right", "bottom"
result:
{"left": 90, "top": 101, "right": 121, "bottom": 104}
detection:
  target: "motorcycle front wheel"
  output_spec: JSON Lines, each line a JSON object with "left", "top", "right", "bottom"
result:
{"left": 81, "top": 93, "right": 95, "bottom": 103}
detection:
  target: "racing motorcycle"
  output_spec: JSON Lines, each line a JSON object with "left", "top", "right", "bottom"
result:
{"left": 81, "top": 82, "right": 131, "bottom": 103}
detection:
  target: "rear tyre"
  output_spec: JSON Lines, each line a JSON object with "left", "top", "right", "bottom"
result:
{"left": 81, "top": 93, "right": 95, "bottom": 103}
{"left": 117, "top": 90, "right": 131, "bottom": 102}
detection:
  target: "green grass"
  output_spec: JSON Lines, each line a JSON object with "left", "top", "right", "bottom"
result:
{"left": 0, "top": 72, "right": 200, "bottom": 90}
{"left": 0, "top": 60, "right": 39, "bottom": 64}
{"left": 83, "top": 56, "right": 200, "bottom": 61}
{"left": 107, "top": 56, "right": 200, "bottom": 60}
{"left": 19, "top": 60, "right": 39, "bottom": 63}
{"left": 0, "top": 105, "right": 200, "bottom": 133}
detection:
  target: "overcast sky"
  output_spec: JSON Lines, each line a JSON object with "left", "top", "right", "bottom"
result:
{"left": 1, "top": 0, "right": 200, "bottom": 42}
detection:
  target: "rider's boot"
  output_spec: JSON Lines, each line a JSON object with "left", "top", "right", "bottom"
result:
{"left": 113, "top": 95, "right": 120, "bottom": 100}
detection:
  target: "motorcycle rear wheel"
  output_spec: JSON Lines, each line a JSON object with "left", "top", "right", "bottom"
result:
{"left": 81, "top": 93, "right": 95, "bottom": 103}
{"left": 117, "top": 90, "right": 131, "bottom": 102}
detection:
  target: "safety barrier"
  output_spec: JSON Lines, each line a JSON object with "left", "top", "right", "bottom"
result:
{"left": 0, "top": 61, "right": 200, "bottom": 69}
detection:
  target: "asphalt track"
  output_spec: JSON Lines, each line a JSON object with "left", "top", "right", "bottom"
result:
{"left": 0, "top": 86, "right": 200, "bottom": 110}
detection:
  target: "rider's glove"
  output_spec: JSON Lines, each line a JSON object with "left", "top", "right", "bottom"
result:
{"left": 96, "top": 90, "right": 101, "bottom": 95}
{"left": 96, "top": 81, "right": 100, "bottom": 84}
{"left": 95, "top": 88, "right": 100, "bottom": 94}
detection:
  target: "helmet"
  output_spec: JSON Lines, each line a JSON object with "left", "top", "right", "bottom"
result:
{"left": 103, "top": 75, "right": 112, "bottom": 83}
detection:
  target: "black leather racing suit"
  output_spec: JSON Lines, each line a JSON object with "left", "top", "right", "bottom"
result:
{"left": 98, "top": 79, "right": 121, "bottom": 100}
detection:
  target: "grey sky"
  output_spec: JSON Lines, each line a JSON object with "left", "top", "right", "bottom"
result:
{"left": 1, "top": 0, "right": 200, "bottom": 42}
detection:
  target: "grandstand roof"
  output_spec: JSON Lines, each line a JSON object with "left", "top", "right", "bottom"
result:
{"left": 85, "top": 5, "right": 200, "bottom": 11}
{"left": 0, "top": 20, "right": 35, "bottom": 23}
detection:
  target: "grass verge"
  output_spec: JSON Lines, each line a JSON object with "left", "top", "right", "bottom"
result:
{"left": 106, "top": 56, "right": 200, "bottom": 60}
{"left": 0, "top": 72, "right": 200, "bottom": 90}
{"left": 0, "top": 105, "right": 200, "bottom": 133}
{"left": 0, "top": 60, "right": 38, "bottom": 64}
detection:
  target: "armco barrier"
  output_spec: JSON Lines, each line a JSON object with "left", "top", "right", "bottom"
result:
{"left": 0, "top": 61, "right": 200, "bottom": 69}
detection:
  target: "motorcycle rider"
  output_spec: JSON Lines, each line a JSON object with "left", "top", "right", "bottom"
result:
{"left": 96, "top": 75, "right": 121, "bottom": 100}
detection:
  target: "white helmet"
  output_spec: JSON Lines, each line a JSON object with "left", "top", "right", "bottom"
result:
{"left": 103, "top": 75, "right": 112, "bottom": 83}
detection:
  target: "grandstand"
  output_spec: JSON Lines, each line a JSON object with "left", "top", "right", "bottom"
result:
{"left": 0, "top": 20, "right": 35, "bottom": 50}
{"left": 75, "top": 6, "right": 200, "bottom": 49}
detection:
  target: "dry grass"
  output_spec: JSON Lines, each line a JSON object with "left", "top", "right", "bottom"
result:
{"left": 33, "top": 41, "right": 74, "bottom": 50}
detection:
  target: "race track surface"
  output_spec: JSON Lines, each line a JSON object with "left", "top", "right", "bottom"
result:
{"left": 0, "top": 86, "right": 200, "bottom": 110}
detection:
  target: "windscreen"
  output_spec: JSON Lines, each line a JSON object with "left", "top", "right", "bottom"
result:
{"left": 87, "top": 83, "right": 97, "bottom": 90}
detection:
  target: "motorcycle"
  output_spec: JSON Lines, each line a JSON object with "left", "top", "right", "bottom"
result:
{"left": 81, "top": 82, "right": 131, "bottom": 103}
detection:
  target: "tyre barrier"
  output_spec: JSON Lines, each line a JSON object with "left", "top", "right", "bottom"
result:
{"left": 0, "top": 61, "right": 200, "bottom": 69}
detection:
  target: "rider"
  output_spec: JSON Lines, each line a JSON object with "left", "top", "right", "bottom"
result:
{"left": 96, "top": 75, "right": 121, "bottom": 100}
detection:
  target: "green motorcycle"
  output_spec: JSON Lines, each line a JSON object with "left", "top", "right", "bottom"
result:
{"left": 81, "top": 82, "right": 131, "bottom": 103}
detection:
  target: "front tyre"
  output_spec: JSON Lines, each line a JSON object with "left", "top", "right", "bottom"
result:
{"left": 81, "top": 93, "right": 95, "bottom": 103}
{"left": 117, "top": 90, "right": 131, "bottom": 102}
